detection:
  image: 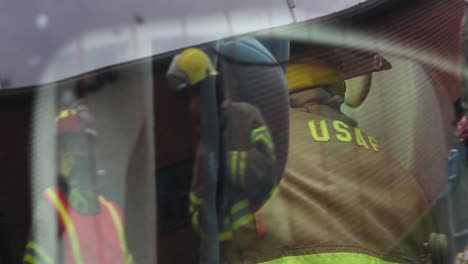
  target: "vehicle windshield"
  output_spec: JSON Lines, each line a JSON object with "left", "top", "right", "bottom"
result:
{"left": 1, "top": 0, "right": 467, "bottom": 264}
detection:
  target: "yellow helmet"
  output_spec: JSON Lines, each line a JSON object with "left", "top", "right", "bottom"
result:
{"left": 167, "top": 48, "right": 218, "bottom": 91}
{"left": 285, "top": 63, "right": 345, "bottom": 97}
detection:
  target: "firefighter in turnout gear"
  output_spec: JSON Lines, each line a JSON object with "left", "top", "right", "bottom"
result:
{"left": 23, "top": 92, "right": 133, "bottom": 264}
{"left": 221, "top": 58, "right": 448, "bottom": 263}
{"left": 166, "top": 48, "right": 277, "bottom": 246}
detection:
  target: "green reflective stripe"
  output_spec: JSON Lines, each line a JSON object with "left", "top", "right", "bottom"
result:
{"left": 23, "top": 254, "right": 38, "bottom": 264}
{"left": 250, "top": 126, "right": 268, "bottom": 141}
{"left": 231, "top": 199, "right": 249, "bottom": 215}
{"left": 251, "top": 126, "right": 273, "bottom": 146}
{"left": 189, "top": 193, "right": 203, "bottom": 205}
{"left": 232, "top": 213, "right": 254, "bottom": 229}
{"left": 251, "top": 125, "right": 275, "bottom": 154}
{"left": 56, "top": 109, "right": 69, "bottom": 121}
{"left": 230, "top": 151, "right": 248, "bottom": 187}
{"left": 254, "top": 133, "right": 274, "bottom": 152}
{"left": 26, "top": 242, "right": 52, "bottom": 264}
{"left": 98, "top": 196, "right": 130, "bottom": 264}
{"left": 259, "top": 252, "right": 399, "bottom": 264}
{"left": 45, "top": 188, "right": 83, "bottom": 264}
{"left": 192, "top": 211, "right": 200, "bottom": 230}
{"left": 219, "top": 230, "right": 233, "bottom": 241}
{"left": 189, "top": 204, "right": 197, "bottom": 214}
{"left": 219, "top": 212, "right": 254, "bottom": 241}
{"left": 231, "top": 151, "right": 239, "bottom": 184}
{"left": 218, "top": 215, "right": 254, "bottom": 241}
{"left": 56, "top": 109, "right": 77, "bottom": 121}
{"left": 218, "top": 201, "right": 253, "bottom": 241}
{"left": 235, "top": 151, "right": 242, "bottom": 186}
{"left": 270, "top": 186, "right": 280, "bottom": 198}
{"left": 239, "top": 151, "right": 247, "bottom": 187}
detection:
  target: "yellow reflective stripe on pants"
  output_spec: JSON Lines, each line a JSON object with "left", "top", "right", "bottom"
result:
{"left": 26, "top": 242, "right": 53, "bottom": 264}
{"left": 99, "top": 196, "right": 131, "bottom": 264}
{"left": 230, "top": 151, "right": 246, "bottom": 187}
{"left": 45, "top": 188, "right": 83, "bottom": 264}
{"left": 259, "top": 252, "right": 399, "bottom": 264}
{"left": 218, "top": 199, "right": 253, "bottom": 241}
{"left": 239, "top": 151, "right": 247, "bottom": 187}
{"left": 218, "top": 214, "right": 254, "bottom": 241}
{"left": 23, "top": 254, "right": 38, "bottom": 264}
{"left": 189, "top": 204, "right": 196, "bottom": 214}
{"left": 192, "top": 210, "right": 200, "bottom": 231}
{"left": 189, "top": 192, "right": 202, "bottom": 233}
{"left": 189, "top": 193, "right": 203, "bottom": 205}
{"left": 231, "top": 151, "right": 239, "bottom": 184}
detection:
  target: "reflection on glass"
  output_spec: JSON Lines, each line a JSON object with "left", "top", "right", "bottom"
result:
{"left": 166, "top": 47, "right": 277, "bottom": 263}
{"left": 24, "top": 88, "right": 133, "bottom": 264}
{"left": 1, "top": 1, "right": 466, "bottom": 263}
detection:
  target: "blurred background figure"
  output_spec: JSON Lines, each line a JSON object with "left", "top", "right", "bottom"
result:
{"left": 23, "top": 89, "right": 133, "bottom": 264}
{"left": 167, "top": 48, "right": 277, "bottom": 262}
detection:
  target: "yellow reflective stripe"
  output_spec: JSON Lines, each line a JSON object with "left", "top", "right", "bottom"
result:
{"left": 239, "top": 151, "right": 247, "bottom": 187}
{"left": 259, "top": 252, "right": 399, "bottom": 264}
{"left": 218, "top": 230, "right": 233, "bottom": 241}
{"left": 254, "top": 133, "right": 274, "bottom": 152}
{"left": 56, "top": 110, "right": 68, "bottom": 121}
{"left": 219, "top": 212, "right": 254, "bottom": 241}
{"left": 190, "top": 192, "right": 200, "bottom": 231}
{"left": 99, "top": 196, "right": 128, "bottom": 263}
{"left": 231, "top": 151, "right": 239, "bottom": 184}
{"left": 192, "top": 211, "right": 200, "bottom": 230}
{"left": 251, "top": 125, "right": 275, "bottom": 154}
{"left": 218, "top": 201, "right": 252, "bottom": 241}
{"left": 56, "top": 109, "right": 77, "bottom": 121}
{"left": 231, "top": 199, "right": 249, "bottom": 214}
{"left": 189, "top": 204, "right": 196, "bottom": 214}
{"left": 45, "top": 188, "right": 83, "bottom": 264}
{"left": 251, "top": 126, "right": 272, "bottom": 141}
{"left": 251, "top": 126, "right": 268, "bottom": 141}
{"left": 232, "top": 213, "right": 254, "bottom": 229}
{"left": 189, "top": 193, "right": 203, "bottom": 205}
{"left": 23, "top": 254, "right": 38, "bottom": 264}
{"left": 270, "top": 186, "right": 280, "bottom": 198}
{"left": 26, "top": 242, "right": 53, "bottom": 264}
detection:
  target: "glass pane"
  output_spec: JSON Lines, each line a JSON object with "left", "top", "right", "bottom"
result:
{"left": 27, "top": 61, "right": 156, "bottom": 264}
{"left": 158, "top": 1, "right": 465, "bottom": 263}
{"left": 1, "top": 0, "right": 466, "bottom": 264}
